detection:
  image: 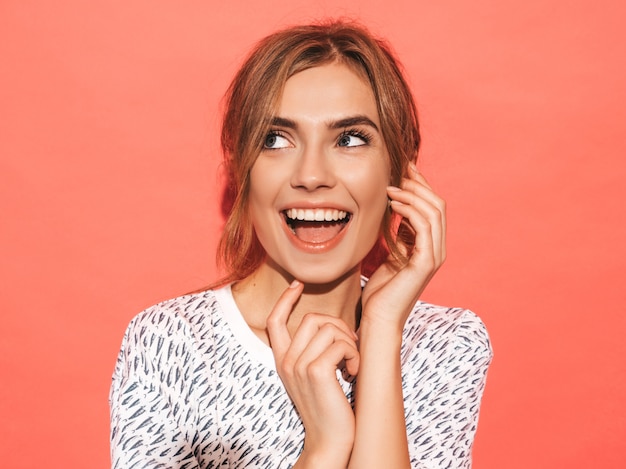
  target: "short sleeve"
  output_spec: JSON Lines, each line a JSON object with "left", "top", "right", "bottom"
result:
{"left": 401, "top": 307, "right": 493, "bottom": 468}
{"left": 109, "top": 308, "right": 208, "bottom": 469}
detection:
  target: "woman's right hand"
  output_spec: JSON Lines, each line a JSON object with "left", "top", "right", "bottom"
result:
{"left": 266, "top": 280, "right": 360, "bottom": 469}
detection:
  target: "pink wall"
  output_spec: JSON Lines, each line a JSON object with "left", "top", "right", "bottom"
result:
{"left": 1, "top": 1, "right": 624, "bottom": 467}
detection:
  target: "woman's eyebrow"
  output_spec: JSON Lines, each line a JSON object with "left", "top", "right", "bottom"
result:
{"left": 271, "top": 116, "right": 297, "bottom": 129}
{"left": 270, "top": 115, "right": 379, "bottom": 132}
{"left": 329, "top": 115, "right": 379, "bottom": 131}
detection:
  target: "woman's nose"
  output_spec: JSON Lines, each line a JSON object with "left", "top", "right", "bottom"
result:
{"left": 290, "top": 147, "right": 336, "bottom": 191}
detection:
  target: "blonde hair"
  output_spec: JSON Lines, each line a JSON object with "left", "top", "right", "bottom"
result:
{"left": 217, "top": 20, "right": 420, "bottom": 284}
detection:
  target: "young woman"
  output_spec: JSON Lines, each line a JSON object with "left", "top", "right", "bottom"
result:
{"left": 110, "top": 20, "right": 492, "bottom": 469}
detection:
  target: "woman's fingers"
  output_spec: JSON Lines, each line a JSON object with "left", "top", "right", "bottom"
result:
{"left": 386, "top": 167, "right": 447, "bottom": 267}
{"left": 306, "top": 339, "right": 361, "bottom": 381}
{"left": 266, "top": 281, "right": 360, "bottom": 379}
{"left": 266, "top": 279, "right": 304, "bottom": 360}
{"left": 389, "top": 197, "right": 443, "bottom": 268}
{"left": 290, "top": 317, "right": 360, "bottom": 378}
{"left": 288, "top": 313, "right": 356, "bottom": 358}
{"left": 386, "top": 217, "right": 442, "bottom": 270}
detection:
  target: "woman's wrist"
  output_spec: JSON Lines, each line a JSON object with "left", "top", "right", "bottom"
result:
{"left": 358, "top": 314, "right": 405, "bottom": 344}
{"left": 294, "top": 444, "right": 351, "bottom": 469}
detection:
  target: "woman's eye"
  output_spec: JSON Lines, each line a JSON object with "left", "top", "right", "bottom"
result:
{"left": 264, "top": 132, "right": 290, "bottom": 149}
{"left": 337, "top": 133, "right": 368, "bottom": 147}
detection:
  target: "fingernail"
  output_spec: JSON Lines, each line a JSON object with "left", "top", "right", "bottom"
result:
{"left": 387, "top": 185, "right": 401, "bottom": 192}
{"left": 289, "top": 279, "right": 301, "bottom": 289}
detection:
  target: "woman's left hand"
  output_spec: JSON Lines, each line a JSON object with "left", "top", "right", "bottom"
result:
{"left": 361, "top": 163, "right": 446, "bottom": 329}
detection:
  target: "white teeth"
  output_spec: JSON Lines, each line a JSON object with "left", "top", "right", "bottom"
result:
{"left": 285, "top": 208, "right": 348, "bottom": 222}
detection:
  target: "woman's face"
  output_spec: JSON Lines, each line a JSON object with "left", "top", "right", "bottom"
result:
{"left": 248, "top": 62, "right": 391, "bottom": 284}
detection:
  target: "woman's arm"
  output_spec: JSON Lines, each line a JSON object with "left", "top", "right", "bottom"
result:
{"left": 349, "top": 165, "right": 446, "bottom": 469}
{"left": 349, "top": 318, "right": 409, "bottom": 469}
{"left": 111, "top": 373, "right": 200, "bottom": 469}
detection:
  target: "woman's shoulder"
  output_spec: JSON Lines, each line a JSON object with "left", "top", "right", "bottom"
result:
{"left": 118, "top": 287, "right": 233, "bottom": 361}
{"left": 113, "top": 288, "right": 233, "bottom": 385}
{"left": 125, "top": 290, "right": 214, "bottom": 335}
{"left": 403, "top": 301, "right": 492, "bottom": 361}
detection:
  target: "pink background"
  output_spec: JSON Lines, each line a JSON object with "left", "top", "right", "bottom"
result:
{"left": 1, "top": 1, "right": 624, "bottom": 467}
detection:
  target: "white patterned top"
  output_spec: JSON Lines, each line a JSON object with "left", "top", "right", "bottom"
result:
{"left": 110, "top": 284, "right": 492, "bottom": 468}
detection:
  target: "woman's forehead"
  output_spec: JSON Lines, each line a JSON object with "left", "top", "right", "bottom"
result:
{"left": 274, "top": 63, "right": 380, "bottom": 127}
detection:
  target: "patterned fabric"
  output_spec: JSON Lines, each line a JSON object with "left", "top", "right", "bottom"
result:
{"left": 110, "top": 285, "right": 492, "bottom": 468}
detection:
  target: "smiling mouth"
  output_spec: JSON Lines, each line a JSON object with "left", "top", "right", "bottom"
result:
{"left": 283, "top": 208, "right": 351, "bottom": 244}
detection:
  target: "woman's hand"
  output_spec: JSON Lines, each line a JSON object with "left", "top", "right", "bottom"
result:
{"left": 266, "top": 280, "right": 360, "bottom": 469}
{"left": 361, "top": 163, "right": 447, "bottom": 330}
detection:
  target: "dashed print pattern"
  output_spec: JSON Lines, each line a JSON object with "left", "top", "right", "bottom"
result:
{"left": 110, "top": 285, "right": 492, "bottom": 468}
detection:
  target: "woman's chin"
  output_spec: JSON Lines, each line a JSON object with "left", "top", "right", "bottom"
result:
{"left": 275, "top": 260, "right": 362, "bottom": 288}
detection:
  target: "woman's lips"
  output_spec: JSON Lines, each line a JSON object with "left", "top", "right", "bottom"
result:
{"left": 282, "top": 209, "right": 351, "bottom": 252}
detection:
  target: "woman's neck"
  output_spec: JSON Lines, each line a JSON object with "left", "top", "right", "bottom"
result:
{"left": 232, "top": 261, "right": 363, "bottom": 342}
